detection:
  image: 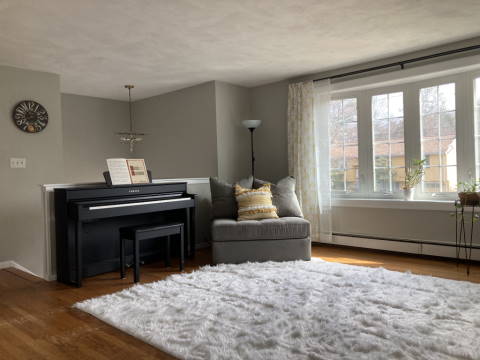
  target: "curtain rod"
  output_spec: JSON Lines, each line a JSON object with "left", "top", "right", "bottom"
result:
{"left": 314, "top": 44, "right": 480, "bottom": 82}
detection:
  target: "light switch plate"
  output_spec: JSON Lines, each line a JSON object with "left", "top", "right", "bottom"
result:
{"left": 10, "top": 158, "right": 26, "bottom": 168}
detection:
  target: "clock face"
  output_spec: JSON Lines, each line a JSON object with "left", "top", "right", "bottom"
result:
{"left": 12, "top": 100, "right": 49, "bottom": 133}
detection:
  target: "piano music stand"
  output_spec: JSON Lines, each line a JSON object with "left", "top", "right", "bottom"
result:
{"left": 103, "top": 170, "right": 153, "bottom": 186}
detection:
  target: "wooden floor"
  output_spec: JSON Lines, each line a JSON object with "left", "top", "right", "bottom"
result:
{"left": 1, "top": 245, "right": 479, "bottom": 359}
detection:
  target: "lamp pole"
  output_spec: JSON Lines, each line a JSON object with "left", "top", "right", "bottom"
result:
{"left": 249, "top": 127, "right": 255, "bottom": 178}
{"left": 242, "top": 120, "right": 262, "bottom": 179}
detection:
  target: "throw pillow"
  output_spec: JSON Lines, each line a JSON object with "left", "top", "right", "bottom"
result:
{"left": 235, "top": 183, "right": 278, "bottom": 221}
{"left": 253, "top": 176, "right": 303, "bottom": 217}
{"left": 210, "top": 176, "right": 253, "bottom": 219}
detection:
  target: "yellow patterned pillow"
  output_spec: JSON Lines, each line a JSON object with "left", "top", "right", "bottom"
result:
{"left": 234, "top": 183, "right": 278, "bottom": 221}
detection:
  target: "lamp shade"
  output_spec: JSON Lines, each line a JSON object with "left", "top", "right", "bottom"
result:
{"left": 242, "top": 119, "right": 262, "bottom": 129}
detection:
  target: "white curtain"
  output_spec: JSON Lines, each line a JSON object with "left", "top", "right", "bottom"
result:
{"left": 287, "top": 80, "right": 332, "bottom": 242}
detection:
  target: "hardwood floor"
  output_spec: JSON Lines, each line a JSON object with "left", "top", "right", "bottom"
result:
{"left": 0, "top": 245, "right": 479, "bottom": 359}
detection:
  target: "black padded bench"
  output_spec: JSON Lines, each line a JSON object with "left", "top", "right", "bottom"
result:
{"left": 120, "top": 223, "right": 184, "bottom": 283}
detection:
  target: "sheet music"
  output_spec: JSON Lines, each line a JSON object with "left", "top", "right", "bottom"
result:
{"left": 106, "top": 158, "right": 132, "bottom": 185}
{"left": 126, "top": 159, "right": 149, "bottom": 184}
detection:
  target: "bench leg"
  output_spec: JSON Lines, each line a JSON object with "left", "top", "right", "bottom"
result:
{"left": 180, "top": 226, "right": 184, "bottom": 271}
{"left": 134, "top": 238, "right": 140, "bottom": 283}
{"left": 165, "top": 236, "right": 171, "bottom": 267}
{"left": 120, "top": 237, "right": 126, "bottom": 279}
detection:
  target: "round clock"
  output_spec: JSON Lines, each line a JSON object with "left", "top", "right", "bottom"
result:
{"left": 12, "top": 100, "right": 49, "bottom": 133}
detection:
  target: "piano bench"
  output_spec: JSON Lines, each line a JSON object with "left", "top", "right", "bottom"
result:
{"left": 119, "top": 223, "right": 185, "bottom": 283}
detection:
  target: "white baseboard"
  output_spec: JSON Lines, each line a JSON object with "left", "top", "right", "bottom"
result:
{"left": 0, "top": 261, "right": 13, "bottom": 269}
{"left": 328, "top": 235, "right": 480, "bottom": 261}
{"left": 0, "top": 260, "right": 40, "bottom": 277}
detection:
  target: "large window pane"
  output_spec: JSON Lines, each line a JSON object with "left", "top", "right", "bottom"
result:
{"left": 420, "top": 83, "right": 456, "bottom": 193}
{"left": 329, "top": 98, "right": 358, "bottom": 193}
{"left": 372, "top": 92, "right": 405, "bottom": 193}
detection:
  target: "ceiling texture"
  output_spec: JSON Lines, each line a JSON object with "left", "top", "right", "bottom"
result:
{"left": 1, "top": 0, "right": 480, "bottom": 100}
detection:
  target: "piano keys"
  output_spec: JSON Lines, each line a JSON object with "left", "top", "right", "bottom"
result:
{"left": 54, "top": 182, "right": 196, "bottom": 287}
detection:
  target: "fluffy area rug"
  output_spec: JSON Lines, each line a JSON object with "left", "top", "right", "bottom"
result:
{"left": 74, "top": 260, "right": 480, "bottom": 360}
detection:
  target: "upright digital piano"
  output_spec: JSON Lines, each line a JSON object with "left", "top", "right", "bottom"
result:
{"left": 54, "top": 182, "right": 196, "bottom": 287}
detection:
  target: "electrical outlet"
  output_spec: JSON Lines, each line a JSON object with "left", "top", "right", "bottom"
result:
{"left": 10, "top": 158, "right": 26, "bottom": 168}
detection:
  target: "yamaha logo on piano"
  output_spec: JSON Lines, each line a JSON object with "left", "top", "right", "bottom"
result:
{"left": 128, "top": 189, "right": 141, "bottom": 193}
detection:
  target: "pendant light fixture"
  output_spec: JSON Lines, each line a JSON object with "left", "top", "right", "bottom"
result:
{"left": 117, "top": 85, "right": 145, "bottom": 152}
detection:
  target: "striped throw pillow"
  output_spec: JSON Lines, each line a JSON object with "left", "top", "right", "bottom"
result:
{"left": 234, "top": 183, "right": 278, "bottom": 221}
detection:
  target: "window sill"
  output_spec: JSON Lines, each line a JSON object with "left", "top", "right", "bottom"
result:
{"left": 332, "top": 198, "right": 454, "bottom": 211}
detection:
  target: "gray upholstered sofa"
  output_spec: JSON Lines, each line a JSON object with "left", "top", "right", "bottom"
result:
{"left": 210, "top": 177, "right": 311, "bottom": 264}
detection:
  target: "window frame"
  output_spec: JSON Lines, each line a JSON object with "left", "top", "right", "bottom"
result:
{"left": 330, "top": 70, "right": 477, "bottom": 200}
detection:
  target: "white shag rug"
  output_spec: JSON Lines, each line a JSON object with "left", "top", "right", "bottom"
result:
{"left": 74, "top": 260, "right": 480, "bottom": 360}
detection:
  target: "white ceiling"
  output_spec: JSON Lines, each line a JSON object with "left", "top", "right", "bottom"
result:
{"left": 1, "top": 0, "right": 480, "bottom": 101}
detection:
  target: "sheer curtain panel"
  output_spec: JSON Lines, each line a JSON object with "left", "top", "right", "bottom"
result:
{"left": 287, "top": 80, "right": 332, "bottom": 242}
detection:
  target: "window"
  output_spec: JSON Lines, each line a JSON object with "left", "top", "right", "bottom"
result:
{"left": 327, "top": 68, "right": 480, "bottom": 200}
{"left": 420, "top": 83, "right": 456, "bottom": 193}
{"left": 372, "top": 92, "right": 405, "bottom": 193}
{"left": 329, "top": 98, "right": 359, "bottom": 192}
{"left": 475, "top": 78, "right": 480, "bottom": 178}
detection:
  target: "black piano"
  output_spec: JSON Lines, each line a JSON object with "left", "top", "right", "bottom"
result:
{"left": 54, "top": 182, "right": 196, "bottom": 287}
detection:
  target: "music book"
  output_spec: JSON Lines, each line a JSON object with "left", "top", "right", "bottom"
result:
{"left": 106, "top": 158, "right": 150, "bottom": 185}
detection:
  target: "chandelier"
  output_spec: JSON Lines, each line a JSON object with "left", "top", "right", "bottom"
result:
{"left": 117, "top": 85, "right": 145, "bottom": 152}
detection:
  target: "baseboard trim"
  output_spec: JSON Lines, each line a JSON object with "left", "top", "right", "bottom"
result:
{"left": 313, "top": 242, "right": 480, "bottom": 264}
{"left": 0, "top": 261, "right": 13, "bottom": 269}
{"left": 327, "top": 234, "right": 480, "bottom": 261}
{"left": 0, "top": 260, "right": 40, "bottom": 277}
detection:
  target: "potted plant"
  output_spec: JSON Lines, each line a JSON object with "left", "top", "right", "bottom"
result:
{"left": 458, "top": 180, "right": 480, "bottom": 206}
{"left": 403, "top": 159, "right": 426, "bottom": 201}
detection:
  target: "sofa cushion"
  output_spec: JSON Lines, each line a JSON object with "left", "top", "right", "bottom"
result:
{"left": 253, "top": 177, "right": 303, "bottom": 218}
{"left": 210, "top": 176, "right": 253, "bottom": 219}
{"left": 212, "top": 217, "right": 310, "bottom": 242}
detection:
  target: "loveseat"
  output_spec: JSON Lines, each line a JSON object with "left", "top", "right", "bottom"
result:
{"left": 210, "top": 177, "right": 311, "bottom": 264}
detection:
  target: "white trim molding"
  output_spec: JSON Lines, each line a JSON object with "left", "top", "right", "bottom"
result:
{"left": 329, "top": 234, "right": 480, "bottom": 261}
{"left": 0, "top": 261, "right": 40, "bottom": 277}
{"left": 153, "top": 178, "right": 209, "bottom": 185}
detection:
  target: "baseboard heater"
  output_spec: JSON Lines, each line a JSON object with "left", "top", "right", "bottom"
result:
{"left": 332, "top": 232, "right": 480, "bottom": 250}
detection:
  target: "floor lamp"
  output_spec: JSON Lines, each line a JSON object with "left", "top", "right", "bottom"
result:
{"left": 242, "top": 120, "right": 262, "bottom": 178}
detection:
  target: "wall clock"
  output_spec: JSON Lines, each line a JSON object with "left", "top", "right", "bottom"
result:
{"left": 12, "top": 100, "right": 49, "bottom": 133}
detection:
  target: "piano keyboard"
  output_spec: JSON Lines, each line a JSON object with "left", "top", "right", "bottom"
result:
{"left": 89, "top": 197, "right": 191, "bottom": 210}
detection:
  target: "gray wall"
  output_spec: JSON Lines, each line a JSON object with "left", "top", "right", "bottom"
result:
{"left": 62, "top": 94, "right": 130, "bottom": 182}
{"left": 0, "top": 65, "right": 62, "bottom": 276}
{"left": 249, "top": 80, "right": 289, "bottom": 182}
{"left": 134, "top": 81, "right": 218, "bottom": 178}
{"left": 215, "top": 81, "right": 251, "bottom": 183}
